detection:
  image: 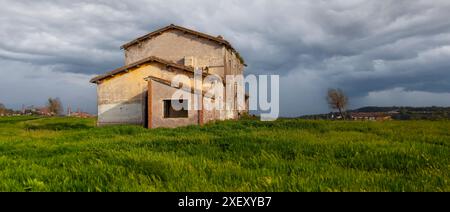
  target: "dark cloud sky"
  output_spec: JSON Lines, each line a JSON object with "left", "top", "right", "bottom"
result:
{"left": 1, "top": 0, "right": 450, "bottom": 116}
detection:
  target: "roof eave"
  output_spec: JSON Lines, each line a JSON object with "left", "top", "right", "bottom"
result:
{"left": 90, "top": 56, "right": 209, "bottom": 84}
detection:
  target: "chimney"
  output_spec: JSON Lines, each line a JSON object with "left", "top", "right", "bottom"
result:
{"left": 184, "top": 56, "right": 197, "bottom": 67}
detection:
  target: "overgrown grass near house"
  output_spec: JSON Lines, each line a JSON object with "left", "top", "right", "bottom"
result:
{"left": 0, "top": 116, "right": 448, "bottom": 192}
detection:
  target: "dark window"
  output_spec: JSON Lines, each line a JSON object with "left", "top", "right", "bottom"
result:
{"left": 164, "top": 99, "right": 188, "bottom": 118}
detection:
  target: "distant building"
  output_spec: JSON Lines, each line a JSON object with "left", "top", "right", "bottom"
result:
{"left": 68, "top": 111, "right": 94, "bottom": 118}
{"left": 351, "top": 112, "right": 392, "bottom": 121}
{"left": 20, "top": 106, "right": 54, "bottom": 116}
{"left": 66, "top": 107, "right": 94, "bottom": 118}
{"left": 35, "top": 107, "right": 54, "bottom": 116}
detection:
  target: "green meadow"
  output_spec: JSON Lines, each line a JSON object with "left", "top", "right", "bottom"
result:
{"left": 0, "top": 116, "right": 448, "bottom": 192}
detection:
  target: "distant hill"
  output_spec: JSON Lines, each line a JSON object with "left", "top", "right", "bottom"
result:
{"left": 300, "top": 106, "right": 450, "bottom": 120}
{"left": 352, "top": 106, "right": 450, "bottom": 113}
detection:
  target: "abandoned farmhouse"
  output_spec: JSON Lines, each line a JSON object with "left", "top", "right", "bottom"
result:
{"left": 90, "top": 25, "right": 248, "bottom": 128}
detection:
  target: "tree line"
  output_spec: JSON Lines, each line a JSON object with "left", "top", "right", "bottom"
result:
{"left": 0, "top": 97, "right": 63, "bottom": 116}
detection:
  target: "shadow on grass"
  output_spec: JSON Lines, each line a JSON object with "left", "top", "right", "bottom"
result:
{"left": 0, "top": 117, "right": 42, "bottom": 124}
{"left": 25, "top": 122, "right": 92, "bottom": 131}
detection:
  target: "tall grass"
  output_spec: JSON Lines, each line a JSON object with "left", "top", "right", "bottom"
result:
{"left": 0, "top": 116, "right": 448, "bottom": 191}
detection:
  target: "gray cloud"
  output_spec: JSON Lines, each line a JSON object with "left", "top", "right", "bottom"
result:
{"left": 0, "top": 59, "right": 96, "bottom": 113}
{"left": 1, "top": 0, "right": 450, "bottom": 116}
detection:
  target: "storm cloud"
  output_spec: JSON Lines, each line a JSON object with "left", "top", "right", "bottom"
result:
{"left": 1, "top": 0, "right": 450, "bottom": 116}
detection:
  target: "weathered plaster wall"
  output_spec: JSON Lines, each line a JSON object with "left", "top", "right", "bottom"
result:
{"left": 150, "top": 80, "right": 198, "bottom": 128}
{"left": 97, "top": 63, "right": 196, "bottom": 126}
{"left": 223, "top": 48, "right": 246, "bottom": 119}
{"left": 224, "top": 48, "right": 244, "bottom": 76}
{"left": 149, "top": 79, "right": 220, "bottom": 128}
{"left": 203, "top": 100, "right": 218, "bottom": 124}
{"left": 125, "top": 29, "right": 226, "bottom": 77}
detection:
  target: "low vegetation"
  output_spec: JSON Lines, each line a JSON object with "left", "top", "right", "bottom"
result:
{"left": 0, "top": 116, "right": 448, "bottom": 191}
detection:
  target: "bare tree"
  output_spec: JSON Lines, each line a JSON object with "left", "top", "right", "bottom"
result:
{"left": 47, "top": 98, "right": 63, "bottom": 116}
{"left": 326, "top": 88, "right": 348, "bottom": 119}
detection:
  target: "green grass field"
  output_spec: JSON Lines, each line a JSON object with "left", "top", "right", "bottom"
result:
{"left": 0, "top": 116, "right": 448, "bottom": 192}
